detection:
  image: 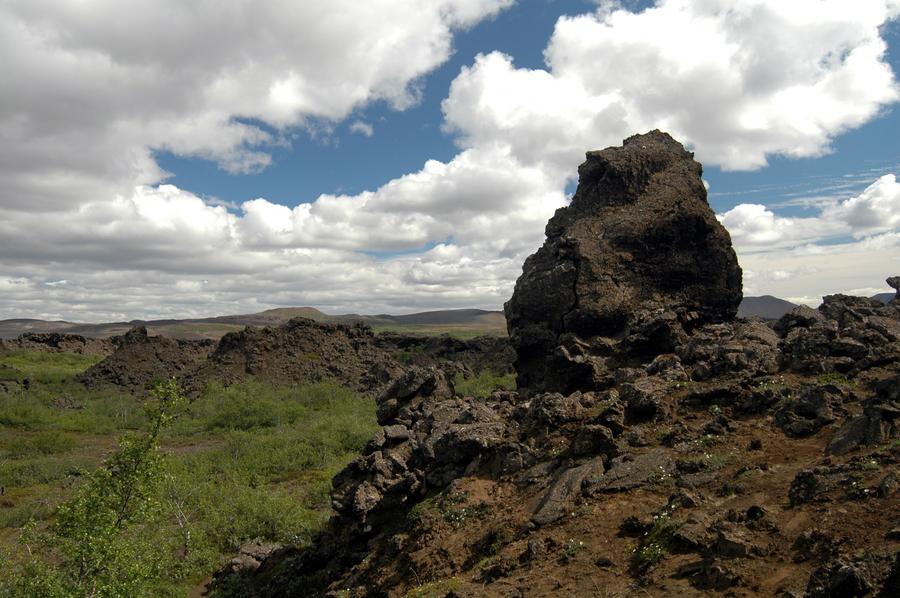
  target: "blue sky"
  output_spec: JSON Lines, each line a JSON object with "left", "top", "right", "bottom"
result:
{"left": 154, "top": 0, "right": 608, "bottom": 206}
{"left": 2, "top": 0, "right": 900, "bottom": 321}
{"left": 154, "top": 0, "right": 900, "bottom": 215}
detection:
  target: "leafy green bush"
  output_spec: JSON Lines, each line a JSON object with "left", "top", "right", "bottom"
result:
{"left": 1, "top": 380, "right": 185, "bottom": 597}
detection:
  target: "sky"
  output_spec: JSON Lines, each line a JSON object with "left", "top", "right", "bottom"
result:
{"left": 2, "top": 0, "right": 900, "bottom": 322}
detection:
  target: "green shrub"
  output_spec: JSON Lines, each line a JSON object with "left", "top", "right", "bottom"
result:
{"left": 1, "top": 380, "right": 185, "bottom": 597}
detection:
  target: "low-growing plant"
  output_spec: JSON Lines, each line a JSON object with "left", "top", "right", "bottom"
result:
{"left": 561, "top": 538, "right": 586, "bottom": 562}
{"left": 0, "top": 354, "right": 380, "bottom": 595}
{"left": 630, "top": 516, "right": 682, "bottom": 576}
{"left": 405, "top": 576, "right": 461, "bottom": 598}
{"left": 817, "top": 371, "right": 853, "bottom": 386}
{"left": 452, "top": 371, "right": 516, "bottom": 398}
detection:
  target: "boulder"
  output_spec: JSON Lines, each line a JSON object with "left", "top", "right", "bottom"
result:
{"left": 888, "top": 276, "right": 900, "bottom": 305}
{"left": 505, "top": 131, "right": 741, "bottom": 393}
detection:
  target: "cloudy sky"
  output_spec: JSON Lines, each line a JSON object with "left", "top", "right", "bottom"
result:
{"left": 2, "top": 0, "right": 899, "bottom": 322}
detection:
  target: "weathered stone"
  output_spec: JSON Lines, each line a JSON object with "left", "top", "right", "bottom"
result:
{"left": 584, "top": 449, "right": 674, "bottom": 493}
{"left": 789, "top": 470, "right": 831, "bottom": 506}
{"left": 505, "top": 131, "right": 741, "bottom": 393}
{"left": 571, "top": 424, "right": 618, "bottom": 457}
{"left": 774, "top": 305, "right": 826, "bottom": 335}
{"left": 376, "top": 366, "right": 453, "bottom": 425}
{"left": 806, "top": 560, "right": 873, "bottom": 598}
{"left": 531, "top": 457, "right": 605, "bottom": 526}
{"left": 775, "top": 386, "right": 837, "bottom": 437}
{"left": 526, "top": 392, "right": 585, "bottom": 427}
{"left": 621, "top": 377, "right": 669, "bottom": 422}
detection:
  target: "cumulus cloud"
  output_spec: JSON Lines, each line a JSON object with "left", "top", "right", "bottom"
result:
{"left": 720, "top": 174, "right": 900, "bottom": 250}
{"left": 0, "top": 0, "right": 513, "bottom": 210}
{"left": 723, "top": 175, "right": 900, "bottom": 304}
{"left": 740, "top": 232, "right": 900, "bottom": 305}
{"left": 2, "top": 0, "right": 899, "bottom": 320}
{"left": 444, "top": 0, "right": 899, "bottom": 173}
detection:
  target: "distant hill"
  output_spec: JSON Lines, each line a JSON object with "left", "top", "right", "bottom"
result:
{"left": 0, "top": 307, "right": 506, "bottom": 340}
{"left": 10, "top": 295, "right": 882, "bottom": 339}
{"left": 738, "top": 295, "right": 799, "bottom": 320}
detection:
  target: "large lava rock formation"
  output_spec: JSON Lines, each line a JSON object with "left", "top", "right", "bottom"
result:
{"left": 208, "top": 134, "right": 900, "bottom": 598}
{"left": 506, "top": 130, "right": 742, "bottom": 393}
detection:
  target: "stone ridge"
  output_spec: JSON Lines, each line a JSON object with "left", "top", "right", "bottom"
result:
{"left": 505, "top": 130, "right": 742, "bottom": 394}
{"left": 210, "top": 283, "right": 900, "bottom": 598}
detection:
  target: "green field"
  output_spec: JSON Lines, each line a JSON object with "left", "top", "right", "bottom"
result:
{"left": 0, "top": 350, "right": 378, "bottom": 596}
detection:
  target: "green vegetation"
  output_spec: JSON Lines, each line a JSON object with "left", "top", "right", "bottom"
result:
{"left": 560, "top": 538, "right": 586, "bottom": 562}
{"left": 817, "top": 371, "right": 854, "bottom": 386}
{"left": 0, "top": 350, "right": 378, "bottom": 595}
{"left": 404, "top": 576, "right": 461, "bottom": 598}
{"left": 630, "top": 515, "right": 682, "bottom": 576}
{"left": 369, "top": 324, "right": 505, "bottom": 339}
{"left": 2, "top": 380, "right": 184, "bottom": 597}
{"left": 453, "top": 371, "right": 516, "bottom": 398}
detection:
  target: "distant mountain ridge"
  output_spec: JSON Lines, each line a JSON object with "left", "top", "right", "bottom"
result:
{"left": 736, "top": 295, "right": 799, "bottom": 320}
{"left": 0, "top": 308, "right": 507, "bottom": 340}
{"left": 3, "top": 296, "right": 886, "bottom": 340}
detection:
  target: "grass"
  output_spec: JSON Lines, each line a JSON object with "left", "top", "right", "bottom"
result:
{"left": 453, "top": 371, "right": 516, "bottom": 398}
{"left": 0, "top": 349, "right": 379, "bottom": 594}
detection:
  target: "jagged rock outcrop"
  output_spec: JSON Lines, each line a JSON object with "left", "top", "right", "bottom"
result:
{"left": 76, "top": 318, "right": 404, "bottom": 396}
{"left": 77, "top": 326, "right": 214, "bottom": 391}
{"left": 6, "top": 332, "right": 116, "bottom": 356}
{"left": 778, "top": 294, "right": 900, "bottom": 375}
{"left": 375, "top": 333, "right": 514, "bottom": 375}
{"left": 190, "top": 318, "right": 401, "bottom": 395}
{"left": 888, "top": 276, "right": 900, "bottom": 305}
{"left": 505, "top": 131, "right": 741, "bottom": 394}
{"left": 209, "top": 135, "right": 899, "bottom": 598}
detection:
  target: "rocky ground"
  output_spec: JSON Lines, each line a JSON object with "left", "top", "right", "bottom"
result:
{"left": 77, "top": 326, "right": 217, "bottom": 392}
{"left": 208, "top": 132, "right": 900, "bottom": 597}
{"left": 4, "top": 332, "right": 117, "bottom": 356}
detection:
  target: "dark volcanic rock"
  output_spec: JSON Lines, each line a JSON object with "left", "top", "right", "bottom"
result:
{"left": 375, "top": 333, "right": 514, "bottom": 375}
{"left": 505, "top": 131, "right": 741, "bottom": 393}
{"left": 888, "top": 276, "right": 900, "bottom": 305}
{"left": 191, "top": 318, "right": 401, "bottom": 396}
{"left": 207, "top": 148, "right": 900, "bottom": 597}
{"left": 78, "top": 318, "right": 401, "bottom": 396}
{"left": 7, "top": 332, "right": 116, "bottom": 356}
{"left": 77, "top": 326, "right": 213, "bottom": 391}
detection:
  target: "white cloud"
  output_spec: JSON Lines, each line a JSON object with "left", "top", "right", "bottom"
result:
{"left": 0, "top": 0, "right": 513, "bottom": 211}
{"left": 720, "top": 174, "right": 900, "bottom": 251}
{"left": 443, "top": 0, "right": 899, "bottom": 173}
{"left": 1, "top": 0, "right": 899, "bottom": 320}
{"left": 349, "top": 121, "right": 375, "bottom": 137}
{"left": 722, "top": 174, "right": 900, "bottom": 302}
{"left": 824, "top": 174, "right": 900, "bottom": 235}
{"left": 739, "top": 232, "right": 900, "bottom": 305}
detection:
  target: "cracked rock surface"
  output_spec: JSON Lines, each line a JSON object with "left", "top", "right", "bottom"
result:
{"left": 505, "top": 130, "right": 742, "bottom": 394}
